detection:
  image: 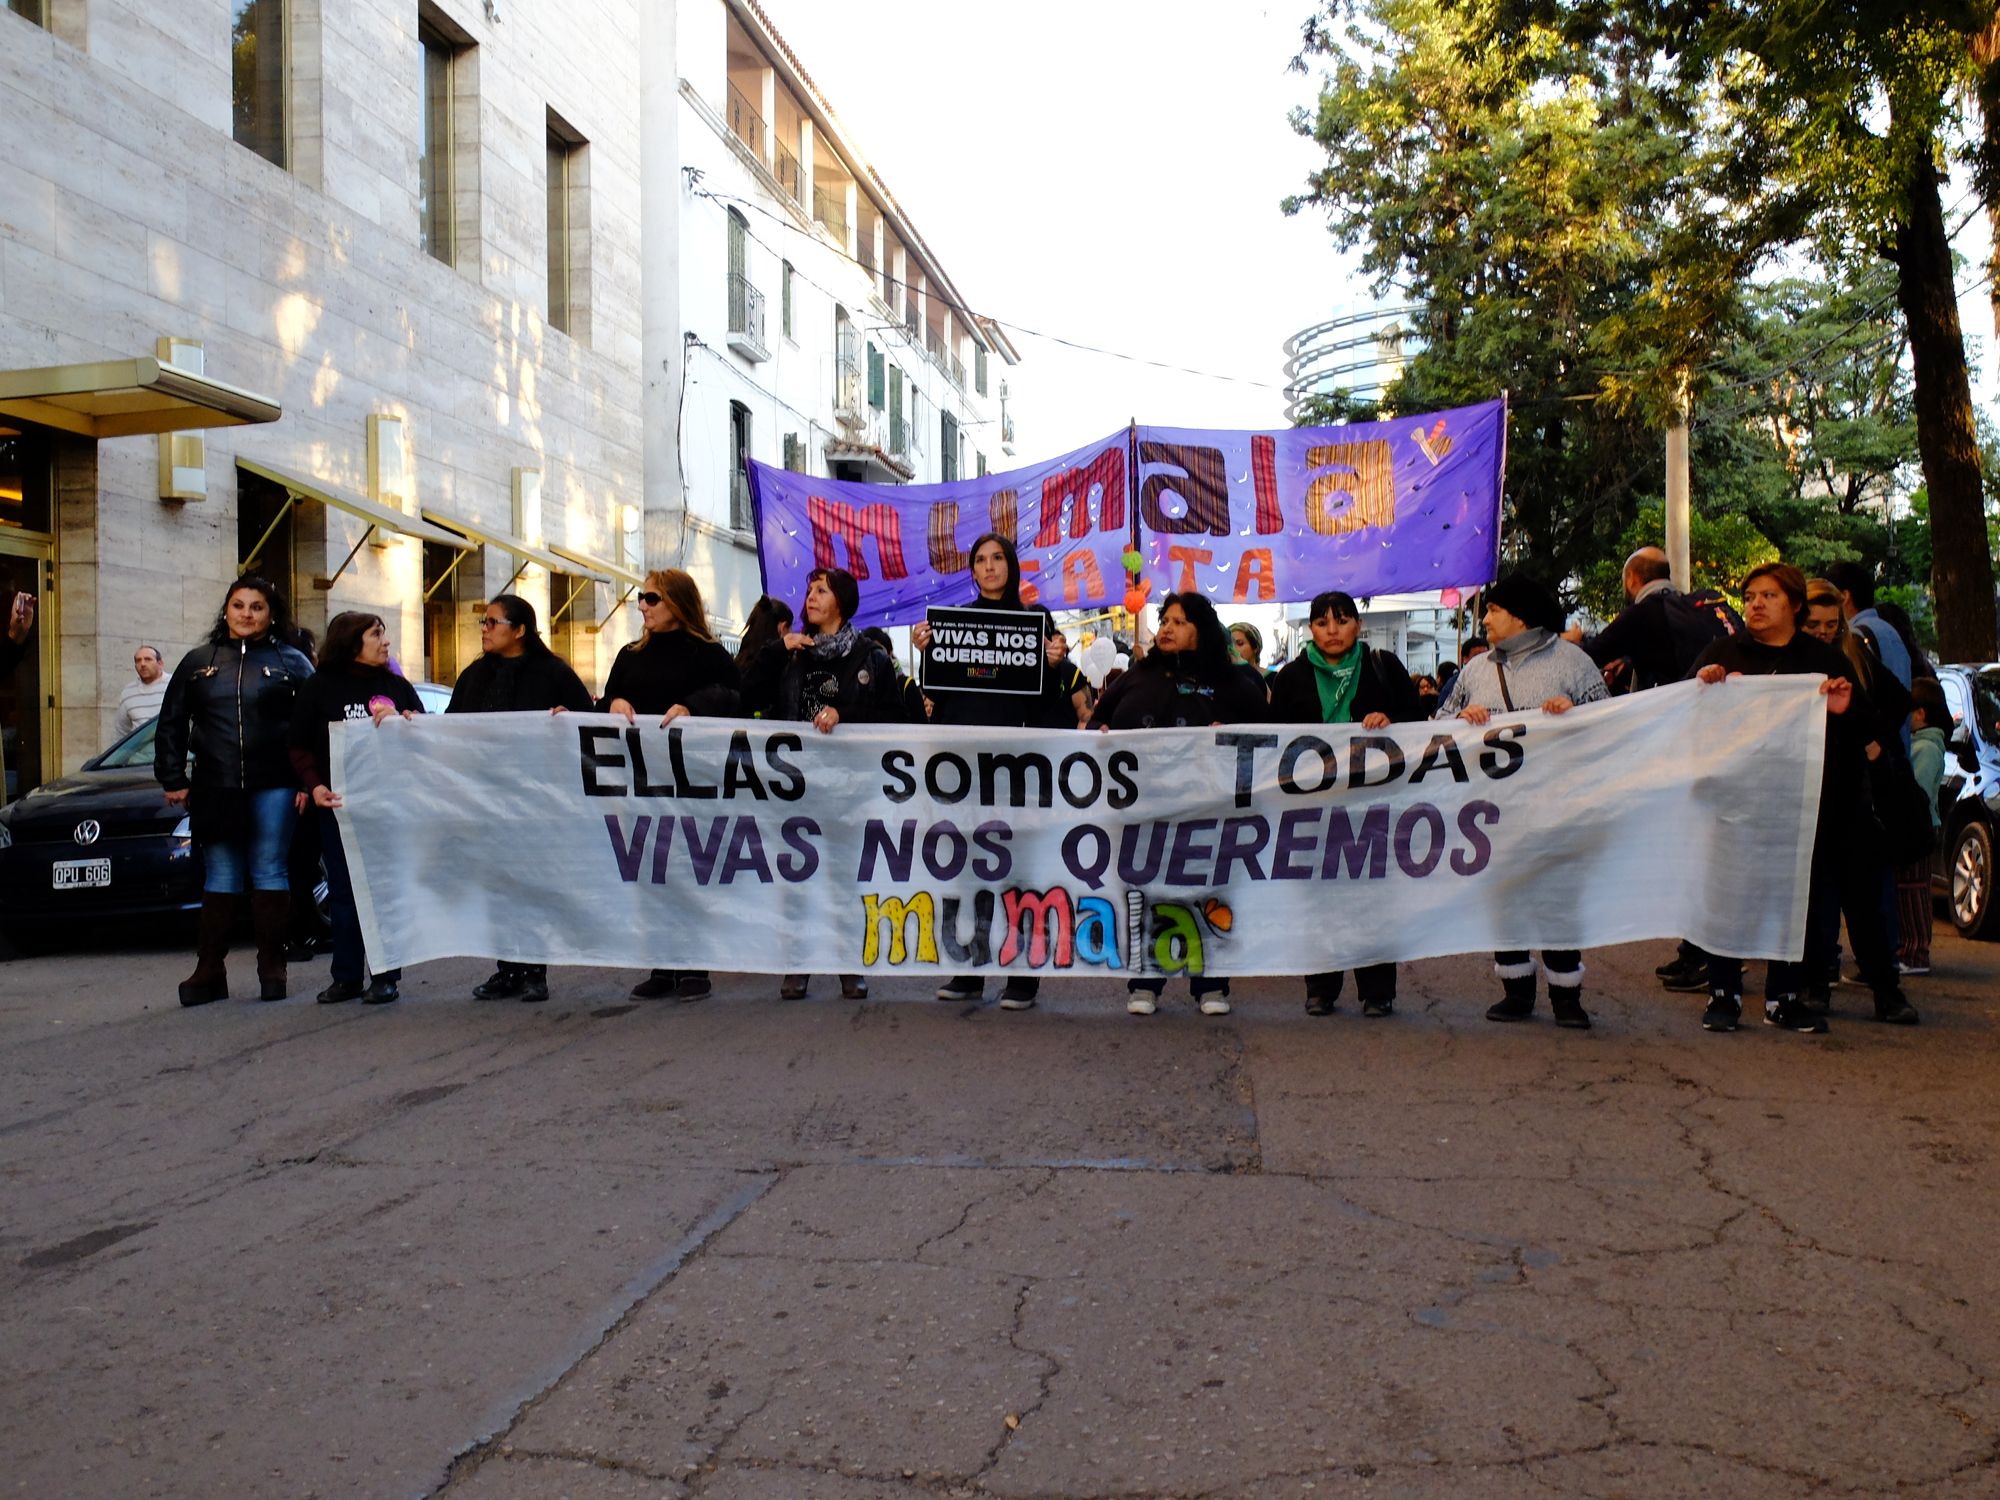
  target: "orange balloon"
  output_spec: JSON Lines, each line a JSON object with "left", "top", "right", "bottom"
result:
{"left": 1123, "top": 587, "right": 1148, "bottom": 615}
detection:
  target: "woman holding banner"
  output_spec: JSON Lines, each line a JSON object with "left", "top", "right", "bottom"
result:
{"left": 911, "top": 532, "right": 1072, "bottom": 1010}
{"left": 288, "top": 611, "right": 424, "bottom": 1005}
{"left": 1269, "top": 590, "right": 1424, "bottom": 1018}
{"left": 1434, "top": 573, "right": 1605, "bottom": 1030}
{"left": 450, "top": 594, "right": 592, "bottom": 1004}
{"left": 1090, "top": 592, "right": 1268, "bottom": 1018}
{"left": 744, "top": 566, "right": 905, "bottom": 1001}
{"left": 597, "top": 569, "right": 741, "bottom": 1004}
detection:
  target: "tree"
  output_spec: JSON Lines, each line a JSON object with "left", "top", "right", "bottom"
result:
{"left": 1284, "top": 0, "right": 1703, "bottom": 594}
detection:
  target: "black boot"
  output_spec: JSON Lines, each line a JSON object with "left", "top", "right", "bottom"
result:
{"left": 1548, "top": 984, "right": 1592, "bottom": 1030}
{"left": 1486, "top": 971, "right": 1537, "bottom": 1022}
{"left": 1873, "top": 987, "right": 1920, "bottom": 1026}
{"left": 250, "top": 891, "right": 290, "bottom": 1001}
{"left": 179, "top": 892, "right": 237, "bottom": 1007}
{"left": 472, "top": 963, "right": 524, "bottom": 1001}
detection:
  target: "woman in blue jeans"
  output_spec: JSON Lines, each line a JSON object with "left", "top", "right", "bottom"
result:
{"left": 289, "top": 611, "right": 424, "bottom": 1004}
{"left": 155, "top": 575, "right": 315, "bottom": 1005}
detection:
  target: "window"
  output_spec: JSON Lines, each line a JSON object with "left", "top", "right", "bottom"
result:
{"left": 6, "top": 1, "right": 48, "bottom": 27}
{"left": 888, "top": 368, "right": 905, "bottom": 454}
{"left": 781, "top": 261, "right": 794, "bottom": 339}
{"left": 232, "top": 0, "right": 287, "bottom": 169}
{"left": 977, "top": 452, "right": 988, "bottom": 477}
{"left": 783, "top": 433, "right": 804, "bottom": 473}
{"left": 729, "top": 402, "right": 753, "bottom": 530}
{"left": 418, "top": 16, "right": 460, "bottom": 264}
{"left": 547, "top": 112, "right": 587, "bottom": 337}
{"left": 910, "top": 388, "right": 926, "bottom": 455}
{"left": 868, "top": 344, "right": 885, "bottom": 410}
{"left": 941, "top": 412, "right": 959, "bottom": 482}
{"left": 975, "top": 343, "right": 989, "bottom": 397}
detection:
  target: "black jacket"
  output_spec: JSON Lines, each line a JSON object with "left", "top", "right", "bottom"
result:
{"left": 597, "top": 630, "right": 740, "bottom": 717}
{"left": 1088, "top": 652, "right": 1269, "bottom": 730}
{"left": 155, "top": 634, "right": 316, "bottom": 792}
{"left": 288, "top": 665, "right": 425, "bottom": 792}
{"left": 744, "top": 636, "right": 909, "bottom": 725}
{"left": 1269, "top": 647, "right": 1425, "bottom": 726}
{"left": 446, "top": 650, "right": 593, "bottom": 714}
{"left": 922, "top": 599, "right": 1073, "bottom": 729}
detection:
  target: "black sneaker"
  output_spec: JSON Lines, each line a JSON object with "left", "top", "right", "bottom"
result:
{"left": 1802, "top": 985, "right": 1832, "bottom": 1015}
{"left": 1872, "top": 992, "right": 1920, "bottom": 1026}
{"left": 316, "top": 979, "right": 364, "bottom": 1005}
{"left": 471, "top": 967, "right": 523, "bottom": 1001}
{"left": 936, "top": 975, "right": 982, "bottom": 1002}
{"left": 630, "top": 970, "right": 678, "bottom": 1000}
{"left": 1764, "top": 995, "right": 1827, "bottom": 1034}
{"left": 518, "top": 972, "right": 550, "bottom": 1004}
{"left": 997, "top": 979, "right": 1038, "bottom": 1011}
{"left": 674, "top": 971, "right": 713, "bottom": 1002}
{"left": 1360, "top": 997, "right": 1394, "bottom": 1019}
{"left": 1701, "top": 992, "right": 1741, "bottom": 1032}
{"left": 1654, "top": 955, "right": 1686, "bottom": 978}
{"left": 362, "top": 977, "right": 400, "bottom": 1005}
{"left": 1659, "top": 963, "right": 1710, "bottom": 993}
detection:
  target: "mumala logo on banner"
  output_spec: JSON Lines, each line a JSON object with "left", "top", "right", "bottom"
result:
{"left": 920, "top": 607, "right": 1045, "bottom": 696}
{"left": 334, "top": 680, "right": 1829, "bottom": 979}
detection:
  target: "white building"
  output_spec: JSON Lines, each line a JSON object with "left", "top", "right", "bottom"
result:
{"left": 668, "top": 0, "right": 1022, "bottom": 635}
{"left": 0, "top": 0, "right": 653, "bottom": 794}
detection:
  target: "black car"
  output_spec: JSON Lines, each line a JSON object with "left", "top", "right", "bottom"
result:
{"left": 1934, "top": 663, "right": 2000, "bottom": 940}
{"left": 0, "top": 682, "right": 450, "bottom": 946}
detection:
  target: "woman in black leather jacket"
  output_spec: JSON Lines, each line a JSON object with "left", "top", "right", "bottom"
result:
{"left": 155, "top": 574, "right": 315, "bottom": 1006}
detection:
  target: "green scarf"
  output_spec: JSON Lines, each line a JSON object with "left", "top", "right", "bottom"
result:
{"left": 1305, "top": 641, "right": 1364, "bottom": 723}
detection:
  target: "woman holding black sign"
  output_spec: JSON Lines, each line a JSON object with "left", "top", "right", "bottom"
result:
{"left": 744, "top": 566, "right": 905, "bottom": 1001}
{"left": 1089, "top": 592, "right": 1267, "bottom": 1018}
{"left": 911, "top": 532, "right": 1071, "bottom": 1009}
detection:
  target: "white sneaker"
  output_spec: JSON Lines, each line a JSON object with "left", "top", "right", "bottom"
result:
{"left": 1126, "top": 994, "right": 1157, "bottom": 1016}
{"left": 1199, "top": 996, "right": 1232, "bottom": 1017}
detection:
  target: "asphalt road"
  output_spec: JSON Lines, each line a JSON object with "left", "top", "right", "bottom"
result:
{"left": 3, "top": 929, "right": 1998, "bottom": 1499}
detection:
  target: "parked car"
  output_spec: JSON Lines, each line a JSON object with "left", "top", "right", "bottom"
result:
{"left": 0, "top": 681, "right": 450, "bottom": 946}
{"left": 1933, "top": 663, "right": 2000, "bottom": 940}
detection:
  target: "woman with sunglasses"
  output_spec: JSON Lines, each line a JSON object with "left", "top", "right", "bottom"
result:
{"left": 909, "top": 532, "right": 1074, "bottom": 1009}
{"left": 597, "top": 569, "right": 741, "bottom": 1003}
{"left": 447, "top": 594, "right": 592, "bottom": 1003}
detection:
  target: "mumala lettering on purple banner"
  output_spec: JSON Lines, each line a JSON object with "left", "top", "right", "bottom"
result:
{"left": 745, "top": 399, "right": 1507, "bottom": 625}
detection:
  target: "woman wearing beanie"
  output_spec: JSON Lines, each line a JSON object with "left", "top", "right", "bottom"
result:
{"left": 1435, "top": 572, "right": 1608, "bottom": 1029}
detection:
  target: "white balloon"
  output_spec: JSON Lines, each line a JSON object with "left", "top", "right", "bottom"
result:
{"left": 1078, "top": 635, "right": 1117, "bottom": 686}
{"left": 1112, "top": 652, "right": 1130, "bottom": 672}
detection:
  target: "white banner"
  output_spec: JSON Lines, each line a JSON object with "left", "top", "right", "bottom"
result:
{"left": 333, "top": 678, "right": 1826, "bottom": 978}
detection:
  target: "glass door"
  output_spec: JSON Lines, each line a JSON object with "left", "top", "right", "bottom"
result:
{"left": 0, "top": 544, "right": 53, "bottom": 802}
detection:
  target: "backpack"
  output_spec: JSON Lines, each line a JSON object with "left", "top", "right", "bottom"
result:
{"left": 1662, "top": 588, "right": 1743, "bottom": 678}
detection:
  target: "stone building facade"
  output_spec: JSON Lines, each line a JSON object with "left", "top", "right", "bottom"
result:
{"left": 0, "top": 0, "right": 647, "bottom": 789}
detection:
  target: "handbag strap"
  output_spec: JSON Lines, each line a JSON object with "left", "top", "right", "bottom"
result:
{"left": 1494, "top": 657, "right": 1516, "bottom": 713}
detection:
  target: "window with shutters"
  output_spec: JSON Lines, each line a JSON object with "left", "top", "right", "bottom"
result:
{"left": 729, "top": 402, "right": 753, "bottom": 530}
{"left": 781, "top": 261, "right": 794, "bottom": 339}
{"left": 868, "top": 345, "right": 885, "bottom": 410}
{"left": 975, "top": 344, "right": 989, "bottom": 397}
{"left": 888, "top": 368, "right": 905, "bottom": 454}
{"left": 941, "top": 412, "right": 959, "bottom": 482}
{"left": 977, "top": 452, "right": 988, "bottom": 477}
{"left": 783, "top": 432, "right": 804, "bottom": 472}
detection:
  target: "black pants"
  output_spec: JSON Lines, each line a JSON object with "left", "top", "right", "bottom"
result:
{"left": 1128, "top": 974, "right": 1229, "bottom": 999}
{"left": 1712, "top": 837, "right": 1896, "bottom": 1001}
{"left": 1306, "top": 965, "right": 1396, "bottom": 1004}
{"left": 318, "top": 809, "right": 399, "bottom": 987}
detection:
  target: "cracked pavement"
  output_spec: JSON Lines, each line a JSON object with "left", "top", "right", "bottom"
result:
{"left": 2, "top": 932, "right": 1998, "bottom": 1498}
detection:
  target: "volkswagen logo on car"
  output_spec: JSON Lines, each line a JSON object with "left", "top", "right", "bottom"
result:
{"left": 73, "top": 819, "right": 102, "bottom": 847}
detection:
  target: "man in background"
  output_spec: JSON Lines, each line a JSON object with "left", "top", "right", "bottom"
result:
{"left": 113, "top": 644, "right": 168, "bottom": 738}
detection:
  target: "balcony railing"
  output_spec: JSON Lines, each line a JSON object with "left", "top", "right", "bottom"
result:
{"left": 773, "top": 139, "right": 800, "bottom": 202}
{"left": 903, "top": 303, "right": 920, "bottom": 342}
{"left": 730, "top": 469, "right": 754, "bottom": 531}
{"left": 858, "top": 233, "right": 877, "bottom": 273}
{"left": 949, "top": 353, "right": 965, "bottom": 390}
{"left": 813, "top": 184, "right": 848, "bottom": 247}
{"left": 926, "top": 326, "right": 945, "bottom": 362}
{"left": 727, "top": 272, "right": 769, "bottom": 362}
{"left": 726, "top": 82, "right": 764, "bottom": 158}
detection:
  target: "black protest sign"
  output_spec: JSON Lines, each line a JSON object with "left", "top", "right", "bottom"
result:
{"left": 921, "top": 607, "right": 1046, "bottom": 696}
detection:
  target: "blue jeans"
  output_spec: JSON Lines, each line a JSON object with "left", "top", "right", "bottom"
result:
{"left": 319, "top": 808, "right": 397, "bottom": 985}
{"left": 202, "top": 787, "right": 298, "bottom": 894}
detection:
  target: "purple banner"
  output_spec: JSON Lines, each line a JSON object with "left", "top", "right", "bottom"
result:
{"left": 748, "top": 399, "right": 1505, "bottom": 626}
{"left": 1134, "top": 398, "right": 1505, "bottom": 609}
{"left": 748, "top": 430, "right": 1134, "bottom": 626}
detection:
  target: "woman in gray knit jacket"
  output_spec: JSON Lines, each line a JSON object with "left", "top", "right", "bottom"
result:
{"left": 1436, "top": 573, "right": 1608, "bottom": 1029}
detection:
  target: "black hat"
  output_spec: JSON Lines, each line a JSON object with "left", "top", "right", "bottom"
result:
{"left": 1481, "top": 573, "right": 1564, "bottom": 634}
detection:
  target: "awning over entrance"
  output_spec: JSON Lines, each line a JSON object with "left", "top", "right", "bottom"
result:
{"left": 421, "top": 507, "right": 612, "bottom": 587}
{"left": 236, "top": 457, "right": 474, "bottom": 587}
{"left": 0, "top": 357, "right": 281, "bottom": 438}
{"left": 546, "top": 541, "right": 645, "bottom": 591}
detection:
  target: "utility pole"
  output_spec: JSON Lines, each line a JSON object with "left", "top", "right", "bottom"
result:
{"left": 1664, "top": 379, "right": 1691, "bottom": 590}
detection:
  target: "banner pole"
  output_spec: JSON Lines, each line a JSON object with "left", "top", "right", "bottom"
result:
{"left": 1126, "top": 418, "right": 1140, "bottom": 548}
